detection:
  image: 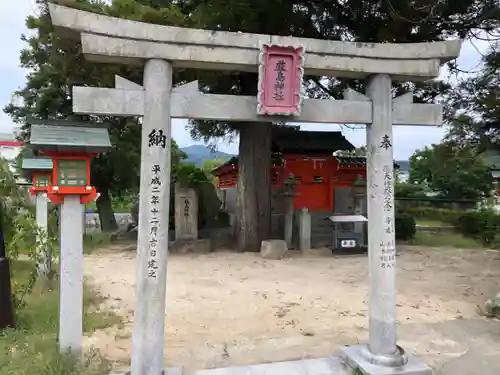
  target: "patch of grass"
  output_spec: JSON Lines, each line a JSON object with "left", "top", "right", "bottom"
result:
{"left": 18, "top": 231, "right": 115, "bottom": 256}
{"left": 405, "top": 231, "right": 482, "bottom": 249}
{"left": 10, "top": 259, "right": 33, "bottom": 281}
{"left": 0, "top": 260, "right": 122, "bottom": 375}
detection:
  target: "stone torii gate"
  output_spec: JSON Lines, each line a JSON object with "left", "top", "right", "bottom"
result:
{"left": 49, "top": 3, "right": 461, "bottom": 375}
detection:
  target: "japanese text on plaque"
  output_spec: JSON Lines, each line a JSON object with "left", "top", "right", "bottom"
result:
{"left": 382, "top": 165, "right": 393, "bottom": 211}
{"left": 148, "top": 129, "right": 167, "bottom": 148}
{"left": 380, "top": 240, "right": 396, "bottom": 268}
{"left": 147, "top": 164, "right": 162, "bottom": 279}
{"left": 273, "top": 59, "right": 286, "bottom": 101}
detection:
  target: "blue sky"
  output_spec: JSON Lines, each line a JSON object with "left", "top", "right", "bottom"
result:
{"left": 0, "top": 0, "right": 491, "bottom": 159}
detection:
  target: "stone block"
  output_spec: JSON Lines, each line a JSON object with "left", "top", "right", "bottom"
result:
{"left": 339, "top": 345, "right": 433, "bottom": 375}
{"left": 175, "top": 183, "right": 198, "bottom": 241}
{"left": 260, "top": 240, "right": 288, "bottom": 260}
{"left": 483, "top": 292, "right": 500, "bottom": 317}
{"left": 298, "top": 208, "right": 311, "bottom": 251}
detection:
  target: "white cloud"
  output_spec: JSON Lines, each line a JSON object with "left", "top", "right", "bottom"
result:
{"left": 0, "top": 1, "right": 489, "bottom": 159}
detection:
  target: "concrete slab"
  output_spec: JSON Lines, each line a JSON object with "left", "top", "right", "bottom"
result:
{"left": 340, "top": 345, "right": 432, "bottom": 375}
{"left": 185, "top": 357, "right": 348, "bottom": 375}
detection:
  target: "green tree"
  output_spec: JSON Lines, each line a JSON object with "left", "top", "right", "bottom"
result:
{"left": 394, "top": 181, "right": 428, "bottom": 199}
{"left": 0, "top": 158, "right": 31, "bottom": 244}
{"left": 409, "top": 142, "right": 493, "bottom": 200}
{"left": 0, "top": 157, "right": 59, "bottom": 307}
{"left": 3, "top": 0, "right": 184, "bottom": 231}
{"left": 445, "top": 42, "right": 500, "bottom": 152}
{"left": 201, "top": 158, "right": 226, "bottom": 184}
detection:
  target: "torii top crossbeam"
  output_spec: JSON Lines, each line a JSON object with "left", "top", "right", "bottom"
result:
{"left": 48, "top": 3, "right": 461, "bottom": 80}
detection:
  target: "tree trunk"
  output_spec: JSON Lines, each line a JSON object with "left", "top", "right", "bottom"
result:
{"left": 96, "top": 188, "right": 118, "bottom": 232}
{"left": 237, "top": 122, "right": 272, "bottom": 252}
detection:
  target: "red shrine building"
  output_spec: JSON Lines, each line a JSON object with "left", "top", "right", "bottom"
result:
{"left": 212, "top": 127, "right": 368, "bottom": 213}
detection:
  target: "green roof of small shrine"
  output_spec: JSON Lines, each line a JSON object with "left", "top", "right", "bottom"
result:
{"left": 15, "top": 177, "right": 32, "bottom": 186}
{"left": 271, "top": 127, "right": 354, "bottom": 153}
{"left": 21, "top": 157, "right": 53, "bottom": 171}
{"left": 29, "top": 124, "right": 111, "bottom": 152}
{"left": 336, "top": 156, "right": 400, "bottom": 169}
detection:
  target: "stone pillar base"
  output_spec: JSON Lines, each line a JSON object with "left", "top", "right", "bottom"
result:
{"left": 339, "top": 345, "right": 432, "bottom": 375}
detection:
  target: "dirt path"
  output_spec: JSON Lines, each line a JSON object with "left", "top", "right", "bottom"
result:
{"left": 83, "top": 246, "right": 500, "bottom": 374}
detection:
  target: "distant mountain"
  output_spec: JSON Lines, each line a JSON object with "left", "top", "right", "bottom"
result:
{"left": 180, "top": 145, "right": 234, "bottom": 166}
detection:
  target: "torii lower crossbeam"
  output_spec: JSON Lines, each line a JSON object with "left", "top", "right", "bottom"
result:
{"left": 72, "top": 78, "right": 442, "bottom": 126}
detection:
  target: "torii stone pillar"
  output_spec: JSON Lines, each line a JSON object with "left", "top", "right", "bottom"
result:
{"left": 339, "top": 77, "right": 420, "bottom": 371}
{"left": 131, "top": 59, "right": 173, "bottom": 375}
{"left": 48, "top": 3, "right": 462, "bottom": 375}
{"left": 367, "top": 74, "right": 398, "bottom": 357}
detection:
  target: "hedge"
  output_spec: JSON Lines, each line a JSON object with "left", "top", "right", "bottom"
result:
{"left": 402, "top": 207, "right": 463, "bottom": 225}
{"left": 456, "top": 210, "right": 500, "bottom": 246}
{"left": 402, "top": 207, "right": 500, "bottom": 247}
{"left": 395, "top": 212, "right": 416, "bottom": 240}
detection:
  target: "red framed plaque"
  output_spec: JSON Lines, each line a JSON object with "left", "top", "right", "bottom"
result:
{"left": 257, "top": 44, "right": 304, "bottom": 116}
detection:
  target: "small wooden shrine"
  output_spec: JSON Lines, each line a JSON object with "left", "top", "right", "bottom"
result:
{"left": 213, "top": 127, "right": 401, "bottom": 212}
{"left": 213, "top": 127, "right": 364, "bottom": 211}
{"left": 27, "top": 120, "right": 111, "bottom": 204}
